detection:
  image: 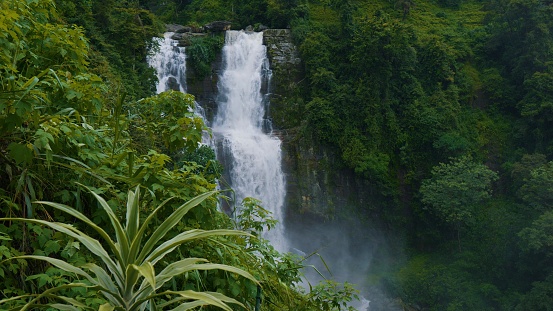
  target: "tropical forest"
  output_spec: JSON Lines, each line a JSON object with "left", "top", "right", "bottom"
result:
{"left": 1, "top": 0, "right": 553, "bottom": 310}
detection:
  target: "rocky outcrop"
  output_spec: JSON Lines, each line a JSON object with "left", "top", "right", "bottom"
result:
{"left": 204, "top": 21, "right": 232, "bottom": 32}
{"left": 171, "top": 32, "right": 207, "bottom": 47}
{"left": 262, "top": 29, "right": 304, "bottom": 131}
{"left": 166, "top": 24, "right": 190, "bottom": 33}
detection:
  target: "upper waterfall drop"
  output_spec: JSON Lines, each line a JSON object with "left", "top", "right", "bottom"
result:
{"left": 148, "top": 32, "right": 187, "bottom": 93}
{"left": 214, "top": 30, "right": 288, "bottom": 252}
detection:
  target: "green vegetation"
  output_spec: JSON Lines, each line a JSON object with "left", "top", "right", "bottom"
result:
{"left": 0, "top": 187, "right": 257, "bottom": 310}
{"left": 0, "top": 0, "right": 358, "bottom": 310}
{"left": 2, "top": 0, "right": 553, "bottom": 309}
{"left": 270, "top": 0, "right": 553, "bottom": 310}
{"left": 186, "top": 35, "right": 225, "bottom": 81}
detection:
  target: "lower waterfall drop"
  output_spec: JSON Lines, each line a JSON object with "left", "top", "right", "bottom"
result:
{"left": 147, "top": 32, "right": 187, "bottom": 93}
{"left": 213, "top": 30, "right": 288, "bottom": 252}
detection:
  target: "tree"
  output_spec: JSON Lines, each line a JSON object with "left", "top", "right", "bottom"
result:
{"left": 420, "top": 156, "right": 498, "bottom": 248}
{"left": 518, "top": 161, "right": 553, "bottom": 211}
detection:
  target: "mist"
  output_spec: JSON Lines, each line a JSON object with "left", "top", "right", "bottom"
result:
{"left": 284, "top": 207, "right": 404, "bottom": 311}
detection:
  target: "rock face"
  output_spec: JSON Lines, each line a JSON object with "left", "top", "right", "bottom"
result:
{"left": 185, "top": 52, "right": 223, "bottom": 123}
{"left": 263, "top": 29, "right": 301, "bottom": 69}
{"left": 262, "top": 29, "right": 303, "bottom": 130}
{"left": 165, "top": 77, "right": 180, "bottom": 91}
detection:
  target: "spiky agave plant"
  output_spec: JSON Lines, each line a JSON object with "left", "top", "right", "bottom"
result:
{"left": 0, "top": 186, "right": 258, "bottom": 311}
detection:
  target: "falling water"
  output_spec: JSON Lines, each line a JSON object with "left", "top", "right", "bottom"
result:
{"left": 148, "top": 32, "right": 187, "bottom": 93}
{"left": 213, "top": 30, "right": 287, "bottom": 252}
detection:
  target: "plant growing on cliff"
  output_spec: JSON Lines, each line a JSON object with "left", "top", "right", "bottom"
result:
{"left": 186, "top": 35, "right": 225, "bottom": 80}
{"left": 0, "top": 186, "right": 258, "bottom": 310}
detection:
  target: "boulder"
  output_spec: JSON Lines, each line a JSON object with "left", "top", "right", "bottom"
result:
{"left": 166, "top": 24, "right": 188, "bottom": 33}
{"left": 165, "top": 77, "right": 180, "bottom": 91}
{"left": 256, "top": 24, "right": 269, "bottom": 31}
{"left": 204, "top": 21, "right": 231, "bottom": 32}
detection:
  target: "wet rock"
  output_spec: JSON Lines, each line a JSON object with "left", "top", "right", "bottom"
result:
{"left": 165, "top": 77, "right": 180, "bottom": 91}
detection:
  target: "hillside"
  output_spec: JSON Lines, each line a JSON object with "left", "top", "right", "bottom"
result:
{"left": 1, "top": 0, "right": 553, "bottom": 310}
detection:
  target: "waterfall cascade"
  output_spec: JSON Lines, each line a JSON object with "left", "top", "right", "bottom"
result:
{"left": 148, "top": 32, "right": 187, "bottom": 93}
{"left": 148, "top": 30, "right": 288, "bottom": 252}
{"left": 213, "top": 30, "right": 287, "bottom": 252}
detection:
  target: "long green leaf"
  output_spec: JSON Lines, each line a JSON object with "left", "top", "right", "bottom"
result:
{"left": 138, "top": 191, "right": 216, "bottom": 263}
{"left": 8, "top": 255, "right": 94, "bottom": 283}
{"left": 184, "top": 263, "right": 258, "bottom": 285}
{"left": 133, "top": 258, "right": 208, "bottom": 301}
{"left": 52, "top": 295, "right": 92, "bottom": 310}
{"left": 0, "top": 218, "right": 122, "bottom": 285}
{"left": 199, "top": 292, "right": 244, "bottom": 307}
{"left": 154, "top": 258, "right": 208, "bottom": 290}
{"left": 165, "top": 300, "right": 204, "bottom": 311}
{"left": 127, "top": 196, "right": 174, "bottom": 269}
{"left": 14, "top": 76, "right": 38, "bottom": 106}
{"left": 130, "top": 290, "right": 239, "bottom": 311}
{"left": 32, "top": 201, "right": 122, "bottom": 264}
{"left": 125, "top": 186, "right": 140, "bottom": 246}
{"left": 144, "top": 229, "right": 251, "bottom": 265}
{"left": 159, "top": 292, "right": 243, "bottom": 310}
{"left": 49, "top": 155, "right": 112, "bottom": 185}
{"left": 18, "top": 283, "right": 100, "bottom": 311}
{"left": 82, "top": 263, "right": 124, "bottom": 306}
{"left": 50, "top": 304, "right": 80, "bottom": 311}
{"left": 84, "top": 186, "right": 130, "bottom": 266}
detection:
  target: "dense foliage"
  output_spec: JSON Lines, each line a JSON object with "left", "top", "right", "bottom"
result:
{"left": 268, "top": 0, "right": 553, "bottom": 310}
{"left": 0, "top": 0, "right": 358, "bottom": 310}
{"left": 150, "top": 0, "right": 553, "bottom": 309}
{"left": 2, "top": 0, "right": 553, "bottom": 309}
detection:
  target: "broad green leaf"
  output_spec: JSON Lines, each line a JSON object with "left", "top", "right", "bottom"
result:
{"left": 99, "top": 303, "right": 115, "bottom": 311}
{"left": 132, "top": 262, "right": 156, "bottom": 290}
{"left": 7, "top": 142, "right": 33, "bottom": 165}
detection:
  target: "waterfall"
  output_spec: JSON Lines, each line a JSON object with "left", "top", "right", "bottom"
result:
{"left": 148, "top": 33, "right": 187, "bottom": 93}
{"left": 213, "top": 30, "right": 287, "bottom": 252}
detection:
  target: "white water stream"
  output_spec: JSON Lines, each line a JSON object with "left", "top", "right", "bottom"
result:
{"left": 213, "top": 30, "right": 287, "bottom": 252}
{"left": 148, "top": 32, "right": 187, "bottom": 93}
